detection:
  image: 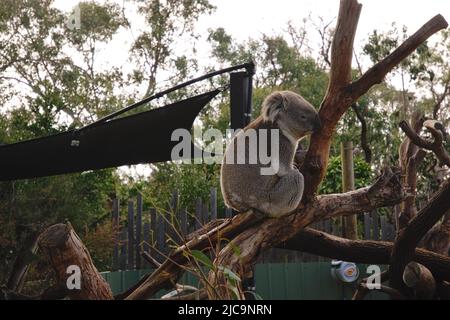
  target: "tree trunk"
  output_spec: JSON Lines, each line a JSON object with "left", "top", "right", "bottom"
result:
{"left": 341, "top": 141, "right": 357, "bottom": 239}
{"left": 38, "top": 223, "right": 113, "bottom": 300}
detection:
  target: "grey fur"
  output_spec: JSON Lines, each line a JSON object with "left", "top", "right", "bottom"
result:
{"left": 220, "top": 90, "right": 321, "bottom": 218}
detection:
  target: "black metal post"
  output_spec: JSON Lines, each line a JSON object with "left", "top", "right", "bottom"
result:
{"left": 229, "top": 64, "right": 256, "bottom": 299}
{"left": 230, "top": 64, "right": 254, "bottom": 130}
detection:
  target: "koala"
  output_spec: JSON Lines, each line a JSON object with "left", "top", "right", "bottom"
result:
{"left": 220, "top": 90, "right": 321, "bottom": 218}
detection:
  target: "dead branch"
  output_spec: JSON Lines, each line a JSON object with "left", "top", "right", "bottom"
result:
{"left": 0, "top": 283, "right": 69, "bottom": 301}
{"left": 351, "top": 103, "right": 372, "bottom": 163}
{"left": 161, "top": 288, "right": 208, "bottom": 300}
{"left": 277, "top": 227, "right": 450, "bottom": 282}
{"left": 400, "top": 119, "right": 450, "bottom": 167}
{"left": 390, "top": 179, "right": 450, "bottom": 297}
{"left": 398, "top": 113, "right": 427, "bottom": 228}
{"left": 39, "top": 223, "right": 113, "bottom": 300}
{"left": 403, "top": 262, "right": 436, "bottom": 299}
{"left": 432, "top": 81, "right": 450, "bottom": 119}
{"left": 6, "top": 228, "right": 41, "bottom": 292}
{"left": 207, "top": 168, "right": 404, "bottom": 299}
{"left": 142, "top": 251, "right": 162, "bottom": 269}
{"left": 301, "top": 3, "right": 447, "bottom": 199}
{"left": 422, "top": 219, "right": 450, "bottom": 256}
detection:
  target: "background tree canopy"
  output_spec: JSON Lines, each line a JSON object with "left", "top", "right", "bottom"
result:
{"left": 0, "top": 0, "right": 449, "bottom": 278}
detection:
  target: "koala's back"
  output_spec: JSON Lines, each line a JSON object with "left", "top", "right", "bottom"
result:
{"left": 220, "top": 122, "right": 278, "bottom": 212}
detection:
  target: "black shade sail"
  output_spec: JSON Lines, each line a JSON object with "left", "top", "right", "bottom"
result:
{"left": 0, "top": 89, "right": 220, "bottom": 181}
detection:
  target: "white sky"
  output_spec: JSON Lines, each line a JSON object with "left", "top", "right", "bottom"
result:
{"left": 198, "top": 0, "right": 449, "bottom": 44}
{"left": 53, "top": 0, "right": 450, "bottom": 72}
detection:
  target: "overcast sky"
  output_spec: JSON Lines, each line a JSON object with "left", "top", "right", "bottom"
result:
{"left": 53, "top": 0, "right": 450, "bottom": 72}
{"left": 201, "top": 0, "right": 449, "bottom": 42}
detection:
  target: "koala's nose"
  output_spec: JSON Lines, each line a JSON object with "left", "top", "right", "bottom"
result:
{"left": 313, "top": 115, "right": 322, "bottom": 132}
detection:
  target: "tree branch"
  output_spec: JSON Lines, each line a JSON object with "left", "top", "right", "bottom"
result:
{"left": 390, "top": 179, "right": 450, "bottom": 297}
{"left": 207, "top": 168, "right": 404, "bottom": 299}
{"left": 352, "top": 103, "right": 372, "bottom": 163}
{"left": 301, "top": 8, "right": 447, "bottom": 200}
{"left": 351, "top": 14, "right": 448, "bottom": 99}
{"left": 277, "top": 228, "right": 450, "bottom": 282}
{"left": 124, "top": 212, "right": 262, "bottom": 300}
{"left": 400, "top": 120, "right": 450, "bottom": 167}
{"left": 403, "top": 262, "right": 436, "bottom": 299}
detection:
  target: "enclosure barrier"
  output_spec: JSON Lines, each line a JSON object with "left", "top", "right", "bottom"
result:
{"left": 110, "top": 190, "right": 396, "bottom": 270}
{"left": 101, "top": 262, "right": 388, "bottom": 300}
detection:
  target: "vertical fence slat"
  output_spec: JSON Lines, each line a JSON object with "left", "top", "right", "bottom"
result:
{"left": 149, "top": 207, "right": 157, "bottom": 262}
{"left": 170, "top": 191, "right": 180, "bottom": 245}
{"left": 156, "top": 211, "right": 166, "bottom": 261}
{"left": 363, "top": 212, "right": 371, "bottom": 240}
{"left": 195, "top": 198, "right": 202, "bottom": 229}
{"left": 331, "top": 218, "right": 340, "bottom": 236}
{"left": 372, "top": 210, "right": 380, "bottom": 241}
{"left": 210, "top": 188, "right": 217, "bottom": 221}
{"left": 112, "top": 198, "right": 120, "bottom": 271}
{"left": 127, "top": 200, "right": 135, "bottom": 269}
{"left": 143, "top": 221, "right": 150, "bottom": 269}
{"left": 380, "top": 215, "right": 387, "bottom": 241}
{"left": 119, "top": 229, "right": 127, "bottom": 270}
{"left": 324, "top": 219, "right": 332, "bottom": 234}
{"left": 135, "top": 194, "right": 143, "bottom": 269}
{"left": 150, "top": 208, "right": 156, "bottom": 245}
{"left": 202, "top": 202, "right": 209, "bottom": 225}
{"left": 388, "top": 223, "right": 396, "bottom": 241}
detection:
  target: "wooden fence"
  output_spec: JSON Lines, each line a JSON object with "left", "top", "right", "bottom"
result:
{"left": 111, "top": 189, "right": 396, "bottom": 271}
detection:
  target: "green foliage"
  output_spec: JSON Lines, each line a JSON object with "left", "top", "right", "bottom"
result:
{"left": 143, "top": 162, "right": 225, "bottom": 214}
{"left": 319, "top": 155, "right": 374, "bottom": 195}
{"left": 82, "top": 220, "right": 117, "bottom": 271}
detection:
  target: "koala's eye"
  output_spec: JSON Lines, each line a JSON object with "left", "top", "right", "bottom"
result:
{"left": 301, "top": 115, "right": 306, "bottom": 119}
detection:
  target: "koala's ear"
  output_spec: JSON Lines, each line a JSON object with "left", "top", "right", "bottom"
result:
{"left": 262, "top": 92, "right": 284, "bottom": 123}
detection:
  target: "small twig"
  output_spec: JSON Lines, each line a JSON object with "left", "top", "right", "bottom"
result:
{"left": 141, "top": 251, "right": 162, "bottom": 269}
{"left": 353, "top": 270, "right": 390, "bottom": 300}
{"left": 161, "top": 288, "right": 207, "bottom": 300}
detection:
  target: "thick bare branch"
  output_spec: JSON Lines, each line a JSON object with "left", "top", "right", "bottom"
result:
{"left": 39, "top": 223, "right": 113, "bottom": 300}
{"left": 390, "top": 179, "right": 450, "bottom": 296}
{"left": 400, "top": 120, "right": 450, "bottom": 167}
{"left": 328, "top": 0, "right": 362, "bottom": 88}
{"left": 433, "top": 81, "right": 450, "bottom": 119}
{"left": 403, "top": 262, "right": 436, "bottom": 299}
{"left": 301, "top": 9, "right": 447, "bottom": 200}
{"left": 6, "top": 229, "right": 41, "bottom": 292}
{"left": 207, "top": 168, "right": 404, "bottom": 299}
{"left": 351, "top": 14, "right": 448, "bottom": 99}
{"left": 398, "top": 113, "right": 427, "bottom": 228}
{"left": 278, "top": 228, "right": 450, "bottom": 282}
